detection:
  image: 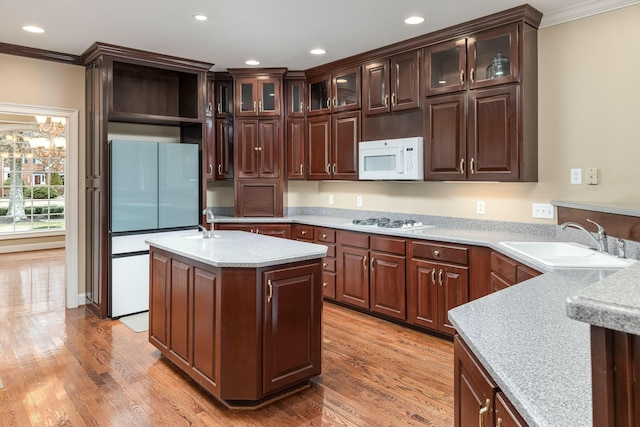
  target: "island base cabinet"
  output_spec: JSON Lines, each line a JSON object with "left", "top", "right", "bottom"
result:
{"left": 148, "top": 247, "right": 322, "bottom": 408}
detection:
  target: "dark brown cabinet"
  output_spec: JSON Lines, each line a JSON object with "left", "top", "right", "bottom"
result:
{"left": 235, "top": 119, "right": 280, "bottom": 179}
{"left": 307, "top": 111, "right": 359, "bottom": 180}
{"left": 204, "top": 74, "right": 234, "bottom": 182}
{"left": 423, "top": 13, "right": 541, "bottom": 182}
{"left": 407, "top": 240, "right": 469, "bottom": 335}
{"left": 83, "top": 44, "right": 211, "bottom": 318}
{"left": 307, "top": 66, "right": 361, "bottom": 116}
{"left": 285, "top": 77, "right": 307, "bottom": 180}
{"left": 337, "top": 231, "right": 406, "bottom": 320}
{"left": 216, "top": 222, "right": 291, "bottom": 239}
{"left": 234, "top": 76, "right": 281, "bottom": 117}
{"left": 490, "top": 251, "right": 540, "bottom": 293}
{"left": 292, "top": 225, "right": 337, "bottom": 299}
{"left": 363, "top": 50, "right": 421, "bottom": 116}
{"left": 454, "top": 336, "right": 528, "bottom": 427}
{"left": 149, "top": 246, "right": 322, "bottom": 407}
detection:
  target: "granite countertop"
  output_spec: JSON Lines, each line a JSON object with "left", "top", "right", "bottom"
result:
{"left": 566, "top": 262, "right": 640, "bottom": 335}
{"left": 212, "top": 212, "right": 640, "bottom": 427}
{"left": 145, "top": 230, "right": 327, "bottom": 268}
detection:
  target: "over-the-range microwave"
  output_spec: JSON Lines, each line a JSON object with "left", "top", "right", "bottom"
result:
{"left": 358, "top": 137, "right": 424, "bottom": 180}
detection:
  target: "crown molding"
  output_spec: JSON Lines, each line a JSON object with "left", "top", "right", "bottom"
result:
{"left": 541, "top": 0, "right": 640, "bottom": 27}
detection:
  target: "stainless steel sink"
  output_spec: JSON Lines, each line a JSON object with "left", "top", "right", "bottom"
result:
{"left": 499, "top": 241, "right": 636, "bottom": 268}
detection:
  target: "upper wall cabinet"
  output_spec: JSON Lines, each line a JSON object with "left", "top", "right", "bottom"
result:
{"left": 308, "top": 66, "right": 361, "bottom": 116}
{"left": 234, "top": 76, "right": 281, "bottom": 117}
{"left": 363, "top": 50, "right": 421, "bottom": 116}
{"left": 425, "top": 25, "right": 519, "bottom": 96}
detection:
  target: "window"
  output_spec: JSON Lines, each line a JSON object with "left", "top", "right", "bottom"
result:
{"left": 0, "top": 117, "right": 66, "bottom": 234}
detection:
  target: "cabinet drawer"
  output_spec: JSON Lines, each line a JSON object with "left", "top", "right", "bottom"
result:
{"left": 370, "top": 236, "right": 406, "bottom": 256}
{"left": 516, "top": 264, "right": 540, "bottom": 283}
{"left": 322, "top": 257, "right": 336, "bottom": 273}
{"left": 295, "top": 225, "right": 314, "bottom": 241}
{"left": 411, "top": 241, "right": 468, "bottom": 265}
{"left": 490, "top": 272, "right": 511, "bottom": 293}
{"left": 338, "top": 230, "right": 369, "bottom": 248}
{"left": 491, "top": 251, "right": 517, "bottom": 284}
{"left": 315, "top": 227, "right": 336, "bottom": 243}
{"left": 322, "top": 272, "right": 336, "bottom": 299}
{"left": 324, "top": 243, "right": 336, "bottom": 258}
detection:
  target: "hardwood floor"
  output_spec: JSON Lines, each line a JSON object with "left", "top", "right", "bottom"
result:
{"left": 0, "top": 249, "right": 454, "bottom": 426}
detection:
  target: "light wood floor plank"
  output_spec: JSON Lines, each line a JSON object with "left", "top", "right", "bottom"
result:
{"left": 0, "top": 249, "right": 454, "bottom": 426}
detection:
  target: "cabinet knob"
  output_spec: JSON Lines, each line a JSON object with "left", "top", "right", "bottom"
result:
{"left": 301, "top": 230, "right": 307, "bottom": 235}
{"left": 433, "top": 250, "right": 440, "bottom": 257}
{"left": 322, "top": 234, "right": 327, "bottom": 239}
{"left": 323, "top": 282, "right": 328, "bottom": 287}
{"left": 323, "top": 262, "right": 328, "bottom": 267}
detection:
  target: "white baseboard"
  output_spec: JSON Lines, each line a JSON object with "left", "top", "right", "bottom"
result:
{"left": 0, "top": 241, "right": 65, "bottom": 254}
{"left": 77, "top": 293, "right": 87, "bottom": 307}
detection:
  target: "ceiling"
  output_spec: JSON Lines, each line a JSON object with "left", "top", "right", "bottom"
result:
{"left": 1, "top": 0, "right": 638, "bottom": 71}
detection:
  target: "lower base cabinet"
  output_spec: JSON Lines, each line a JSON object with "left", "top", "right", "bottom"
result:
{"left": 454, "top": 335, "right": 527, "bottom": 427}
{"left": 216, "top": 222, "right": 291, "bottom": 239}
{"left": 149, "top": 247, "right": 322, "bottom": 407}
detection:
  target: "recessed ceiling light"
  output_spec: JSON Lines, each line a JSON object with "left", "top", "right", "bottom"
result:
{"left": 404, "top": 16, "right": 425, "bottom": 25}
{"left": 245, "top": 60, "right": 260, "bottom": 66}
{"left": 22, "top": 25, "right": 45, "bottom": 33}
{"left": 310, "top": 48, "right": 326, "bottom": 55}
{"left": 193, "top": 14, "right": 208, "bottom": 21}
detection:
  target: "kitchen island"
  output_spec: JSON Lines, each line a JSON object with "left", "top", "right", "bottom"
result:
{"left": 145, "top": 230, "right": 327, "bottom": 408}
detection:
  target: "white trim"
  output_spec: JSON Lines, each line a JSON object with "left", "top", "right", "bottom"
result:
{"left": 77, "top": 292, "right": 87, "bottom": 306}
{"left": 0, "top": 102, "right": 79, "bottom": 310}
{"left": 541, "top": 0, "right": 640, "bottom": 27}
{"left": 0, "top": 240, "right": 64, "bottom": 253}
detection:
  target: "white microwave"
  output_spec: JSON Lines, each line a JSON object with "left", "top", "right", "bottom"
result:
{"left": 358, "top": 137, "right": 424, "bottom": 180}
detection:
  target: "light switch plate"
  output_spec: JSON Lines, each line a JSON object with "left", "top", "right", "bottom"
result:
{"left": 328, "top": 194, "right": 334, "bottom": 205}
{"left": 586, "top": 168, "right": 599, "bottom": 185}
{"left": 356, "top": 195, "right": 363, "bottom": 207}
{"left": 532, "top": 203, "right": 554, "bottom": 219}
{"left": 570, "top": 168, "right": 582, "bottom": 184}
{"left": 476, "top": 200, "right": 485, "bottom": 215}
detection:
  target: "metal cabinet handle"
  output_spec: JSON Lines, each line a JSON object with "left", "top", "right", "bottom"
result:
{"left": 332, "top": 97, "right": 337, "bottom": 108}
{"left": 363, "top": 256, "right": 367, "bottom": 270}
{"left": 431, "top": 268, "right": 436, "bottom": 285}
{"left": 326, "top": 164, "right": 331, "bottom": 175}
{"left": 255, "top": 229, "right": 260, "bottom": 234}
{"left": 470, "top": 157, "right": 475, "bottom": 174}
{"left": 497, "top": 418, "right": 503, "bottom": 427}
{"left": 217, "top": 102, "right": 221, "bottom": 113}
{"left": 438, "top": 269, "right": 444, "bottom": 286}
{"left": 470, "top": 68, "right": 475, "bottom": 84}
{"left": 326, "top": 99, "right": 331, "bottom": 108}
{"left": 208, "top": 164, "right": 213, "bottom": 175}
{"left": 460, "top": 158, "right": 465, "bottom": 175}
{"left": 300, "top": 102, "right": 304, "bottom": 113}
{"left": 267, "top": 279, "right": 273, "bottom": 303}
{"left": 384, "top": 95, "right": 389, "bottom": 108}
{"left": 299, "top": 164, "right": 304, "bottom": 175}
{"left": 259, "top": 100, "right": 263, "bottom": 112}
{"left": 217, "top": 164, "right": 222, "bottom": 175}
{"left": 370, "top": 257, "right": 375, "bottom": 270}
{"left": 332, "top": 163, "right": 337, "bottom": 174}
{"left": 391, "top": 93, "right": 396, "bottom": 106}
{"left": 253, "top": 100, "right": 257, "bottom": 112}
{"left": 479, "top": 398, "right": 490, "bottom": 427}
{"left": 460, "top": 70, "right": 465, "bottom": 86}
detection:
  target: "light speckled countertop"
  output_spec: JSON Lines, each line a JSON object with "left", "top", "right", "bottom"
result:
{"left": 212, "top": 213, "right": 640, "bottom": 427}
{"left": 145, "top": 230, "right": 327, "bottom": 268}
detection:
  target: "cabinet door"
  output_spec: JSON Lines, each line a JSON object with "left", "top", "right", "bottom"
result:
{"left": 454, "top": 336, "right": 496, "bottom": 427}
{"left": 467, "top": 85, "right": 518, "bottom": 181}
{"left": 235, "top": 180, "right": 282, "bottom": 217}
{"left": 149, "top": 250, "right": 170, "bottom": 348}
{"left": 204, "top": 118, "right": 216, "bottom": 180}
{"left": 370, "top": 251, "right": 406, "bottom": 320}
{"left": 257, "top": 78, "right": 280, "bottom": 116}
{"left": 424, "top": 39, "right": 467, "bottom": 96}
{"left": 215, "top": 80, "right": 233, "bottom": 117}
{"left": 169, "top": 259, "right": 192, "bottom": 368}
{"left": 332, "top": 66, "right": 361, "bottom": 113}
{"left": 253, "top": 224, "right": 291, "bottom": 239}
{"left": 257, "top": 119, "right": 280, "bottom": 178}
{"left": 424, "top": 93, "right": 466, "bottom": 180}
{"left": 236, "top": 119, "right": 259, "bottom": 178}
{"left": 206, "top": 78, "right": 215, "bottom": 118}
{"left": 363, "top": 60, "right": 390, "bottom": 116}
{"left": 407, "top": 258, "right": 438, "bottom": 330}
{"left": 215, "top": 118, "right": 233, "bottom": 179}
{"left": 322, "top": 271, "right": 336, "bottom": 299}
{"left": 439, "top": 263, "right": 469, "bottom": 333}
{"left": 308, "top": 75, "right": 331, "bottom": 116}
{"left": 337, "top": 246, "right": 369, "bottom": 309}
{"left": 287, "top": 118, "right": 306, "bottom": 179}
{"left": 332, "top": 110, "right": 360, "bottom": 180}
{"left": 236, "top": 78, "right": 257, "bottom": 116}
{"left": 263, "top": 263, "right": 322, "bottom": 394}
{"left": 468, "top": 24, "right": 519, "bottom": 90}
{"left": 287, "top": 80, "right": 306, "bottom": 118}
{"left": 307, "top": 115, "right": 331, "bottom": 180}
{"left": 495, "top": 391, "right": 528, "bottom": 427}
{"left": 391, "top": 50, "right": 421, "bottom": 112}
{"left": 192, "top": 267, "right": 220, "bottom": 390}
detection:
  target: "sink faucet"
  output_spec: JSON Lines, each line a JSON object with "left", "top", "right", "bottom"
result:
{"left": 201, "top": 208, "right": 214, "bottom": 238}
{"left": 560, "top": 219, "right": 608, "bottom": 253}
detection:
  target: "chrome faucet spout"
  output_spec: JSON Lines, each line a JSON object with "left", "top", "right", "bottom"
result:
{"left": 560, "top": 219, "right": 608, "bottom": 253}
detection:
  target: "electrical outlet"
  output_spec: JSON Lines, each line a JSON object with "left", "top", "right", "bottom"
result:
{"left": 570, "top": 168, "right": 582, "bottom": 185}
{"left": 328, "top": 194, "right": 334, "bottom": 205}
{"left": 532, "top": 203, "right": 554, "bottom": 219}
{"left": 586, "top": 168, "right": 599, "bottom": 185}
{"left": 356, "top": 195, "right": 363, "bottom": 207}
{"left": 476, "top": 200, "right": 485, "bottom": 215}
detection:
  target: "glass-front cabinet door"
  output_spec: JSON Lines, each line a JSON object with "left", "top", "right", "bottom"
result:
{"left": 424, "top": 40, "right": 467, "bottom": 96}
{"left": 235, "top": 77, "right": 280, "bottom": 117}
{"left": 468, "top": 24, "right": 519, "bottom": 89}
{"left": 257, "top": 78, "right": 280, "bottom": 116}
{"left": 332, "top": 66, "right": 360, "bottom": 113}
{"left": 308, "top": 75, "right": 330, "bottom": 116}
{"left": 236, "top": 78, "right": 256, "bottom": 116}
{"left": 216, "top": 80, "right": 233, "bottom": 117}
{"left": 287, "top": 80, "right": 305, "bottom": 118}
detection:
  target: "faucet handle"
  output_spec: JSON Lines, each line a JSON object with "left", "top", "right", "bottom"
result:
{"left": 586, "top": 219, "right": 605, "bottom": 235}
